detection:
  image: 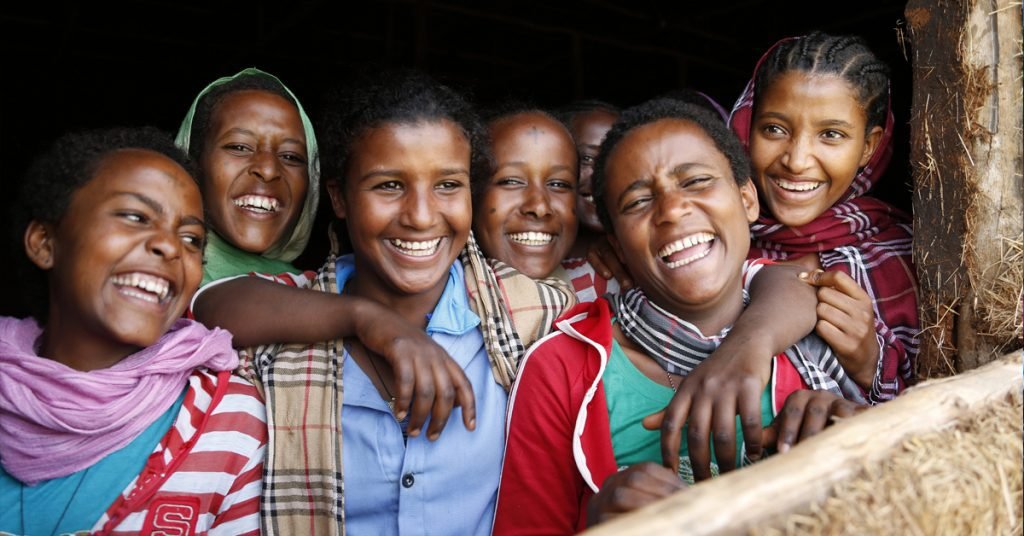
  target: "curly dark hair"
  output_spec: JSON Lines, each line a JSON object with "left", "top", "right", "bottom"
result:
{"left": 554, "top": 99, "right": 620, "bottom": 127}
{"left": 592, "top": 98, "right": 752, "bottom": 232}
{"left": 12, "top": 126, "right": 193, "bottom": 322}
{"left": 318, "top": 68, "right": 490, "bottom": 195}
{"left": 754, "top": 31, "right": 890, "bottom": 132}
{"left": 187, "top": 72, "right": 297, "bottom": 164}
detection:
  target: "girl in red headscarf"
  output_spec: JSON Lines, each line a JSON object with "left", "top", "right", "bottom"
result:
{"left": 730, "top": 31, "right": 919, "bottom": 403}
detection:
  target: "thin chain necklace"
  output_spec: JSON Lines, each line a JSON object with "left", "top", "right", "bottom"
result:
{"left": 21, "top": 466, "right": 90, "bottom": 533}
{"left": 665, "top": 371, "right": 677, "bottom": 391}
{"left": 346, "top": 341, "right": 399, "bottom": 418}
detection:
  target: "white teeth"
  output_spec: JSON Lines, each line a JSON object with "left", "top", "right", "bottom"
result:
{"left": 774, "top": 178, "right": 822, "bottom": 192}
{"left": 508, "top": 232, "right": 554, "bottom": 246}
{"left": 657, "top": 232, "right": 715, "bottom": 259}
{"left": 390, "top": 238, "right": 442, "bottom": 256}
{"left": 111, "top": 273, "right": 171, "bottom": 302}
{"left": 233, "top": 195, "right": 280, "bottom": 212}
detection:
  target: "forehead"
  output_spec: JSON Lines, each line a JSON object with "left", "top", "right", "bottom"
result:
{"left": 490, "top": 113, "right": 575, "bottom": 153}
{"left": 759, "top": 72, "right": 865, "bottom": 117}
{"left": 350, "top": 119, "right": 470, "bottom": 168}
{"left": 79, "top": 149, "right": 201, "bottom": 211}
{"left": 606, "top": 118, "right": 728, "bottom": 178}
{"left": 211, "top": 90, "right": 302, "bottom": 128}
{"left": 570, "top": 110, "right": 617, "bottom": 138}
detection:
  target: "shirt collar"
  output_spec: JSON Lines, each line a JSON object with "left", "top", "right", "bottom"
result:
{"left": 334, "top": 254, "right": 479, "bottom": 336}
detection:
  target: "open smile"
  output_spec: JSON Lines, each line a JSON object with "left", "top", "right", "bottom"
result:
{"left": 233, "top": 194, "right": 281, "bottom": 214}
{"left": 658, "top": 232, "right": 715, "bottom": 269}
{"left": 388, "top": 237, "right": 443, "bottom": 257}
{"left": 507, "top": 231, "right": 556, "bottom": 247}
{"left": 110, "top": 272, "right": 174, "bottom": 304}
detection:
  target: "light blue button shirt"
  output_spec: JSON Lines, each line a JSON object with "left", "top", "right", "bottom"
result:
{"left": 335, "top": 255, "right": 507, "bottom": 536}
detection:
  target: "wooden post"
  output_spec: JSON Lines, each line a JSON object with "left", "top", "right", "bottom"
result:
{"left": 580, "top": 354, "right": 1023, "bottom": 536}
{"left": 905, "top": 0, "right": 1023, "bottom": 377}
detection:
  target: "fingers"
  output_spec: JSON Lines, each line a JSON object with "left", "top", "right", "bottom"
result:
{"left": 774, "top": 391, "right": 811, "bottom": 453}
{"left": 659, "top": 391, "right": 692, "bottom": 474}
{"left": 737, "top": 384, "right": 764, "bottom": 463}
{"left": 685, "top": 397, "right": 713, "bottom": 482}
{"left": 445, "top": 357, "right": 477, "bottom": 432}
{"left": 642, "top": 410, "right": 664, "bottom": 431}
{"left": 591, "top": 463, "right": 685, "bottom": 524}
{"left": 795, "top": 394, "right": 832, "bottom": 444}
{"left": 710, "top": 396, "right": 738, "bottom": 474}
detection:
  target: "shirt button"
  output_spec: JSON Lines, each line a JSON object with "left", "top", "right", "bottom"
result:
{"left": 402, "top": 473, "right": 415, "bottom": 488}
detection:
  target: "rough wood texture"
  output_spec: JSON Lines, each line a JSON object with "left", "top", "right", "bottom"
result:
{"left": 906, "top": 0, "right": 1023, "bottom": 377}
{"left": 580, "top": 354, "right": 1023, "bottom": 536}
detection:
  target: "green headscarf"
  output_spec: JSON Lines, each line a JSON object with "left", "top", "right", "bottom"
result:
{"left": 175, "top": 67, "right": 320, "bottom": 284}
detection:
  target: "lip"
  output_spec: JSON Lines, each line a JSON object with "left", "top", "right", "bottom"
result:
{"left": 385, "top": 236, "right": 446, "bottom": 260}
{"left": 109, "top": 270, "right": 177, "bottom": 307}
{"left": 657, "top": 232, "right": 716, "bottom": 269}
{"left": 767, "top": 173, "right": 826, "bottom": 201}
{"left": 232, "top": 193, "right": 283, "bottom": 218}
{"left": 506, "top": 230, "right": 559, "bottom": 249}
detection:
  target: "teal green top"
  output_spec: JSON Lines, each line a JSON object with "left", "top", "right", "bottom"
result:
{"left": 605, "top": 337, "right": 773, "bottom": 484}
{"left": 0, "top": 389, "right": 186, "bottom": 535}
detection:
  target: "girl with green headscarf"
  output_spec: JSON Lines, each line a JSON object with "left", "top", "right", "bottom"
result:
{"left": 176, "top": 67, "right": 320, "bottom": 285}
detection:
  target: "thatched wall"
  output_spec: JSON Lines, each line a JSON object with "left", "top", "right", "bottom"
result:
{"left": 906, "top": 0, "right": 1023, "bottom": 377}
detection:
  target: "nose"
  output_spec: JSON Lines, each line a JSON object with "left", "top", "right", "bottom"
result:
{"left": 653, "top": 189, "right": 691, "bottom": 226}
{"left": 519, "top": 182, "right": 553, "bottom": 219}
{"left": 147, "top": 228, "right": 182, "bottom": 261}
{"left": 249, "top": 148, "right": 282, "bottom": 182}
{"left": 399, "top": 185, "right": 438, "bottom": 229}
{"left": 781, "top": 133, "right": 813, "bottom": 173}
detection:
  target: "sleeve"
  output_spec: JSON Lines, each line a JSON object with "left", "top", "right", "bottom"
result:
{"left": 208, "top": 377, "right": 269, "bottom": 536}
{"left": 493, "top": 341, "right": 589, "bottom": 535}
{"left": 188, "top": 270, "right": 317, "bottom": 317}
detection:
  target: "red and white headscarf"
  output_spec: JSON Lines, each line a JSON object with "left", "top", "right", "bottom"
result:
{"left": 729, "top": 35, "right": 919, "bottom": 403}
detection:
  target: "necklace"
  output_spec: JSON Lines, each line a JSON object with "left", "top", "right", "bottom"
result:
{"left": 346, "top": 341, "right": 398, "bottom": 417}
{"left": 665, "top": 371, "right": 678, "bottom": 391}
{"left": 21, "top": 466, "right": 89, "bottom": 533}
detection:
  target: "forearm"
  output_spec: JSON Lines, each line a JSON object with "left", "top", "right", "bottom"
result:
{"left": 734, "top": 263, "right": 817, "bottom": 356}
{"left": 193, "top": 277, "right": 365, "bottom": 347}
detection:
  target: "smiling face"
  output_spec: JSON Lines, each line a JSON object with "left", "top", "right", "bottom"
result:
{"left": 569, "top": 109, "right": 618, "bottom": 232}
{"left": 474, "top": 112, "right": 578, "bottom": 278}
{"left": 749, "top": 71, "right": 882, "bottom": 227}
{"left": 602, "top": 118, "right": 758, "bottom": 332}
{"left": 28, "top": 149, "right": 205, "bottom": 364}
{"left": 327, "top": 119, "right": 472, "bottom": 303}
{"left": 199, "top": 89, "right": 309, "bottom": 253}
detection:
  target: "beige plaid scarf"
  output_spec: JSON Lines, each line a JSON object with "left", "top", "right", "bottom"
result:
{"left": 239, "top": 232, "right": 575, "bottom": 535}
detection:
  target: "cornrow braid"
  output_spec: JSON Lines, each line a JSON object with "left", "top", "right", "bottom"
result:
{"left": 755, "top": 31, "right": 890, "bottom": 131}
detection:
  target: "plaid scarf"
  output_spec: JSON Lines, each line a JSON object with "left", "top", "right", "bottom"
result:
{"left": 728, "top": 35, "right": 919, "bottom": 403}
{"left": 239, "top": 232, "right": 575, "bottom": 535}
{"left": 611, "top": 286, "right": 866, "bottom": 403}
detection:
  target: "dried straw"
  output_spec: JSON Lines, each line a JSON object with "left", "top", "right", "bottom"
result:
{"left": 753, "top": 390, "right": 1023, "bottom": 536}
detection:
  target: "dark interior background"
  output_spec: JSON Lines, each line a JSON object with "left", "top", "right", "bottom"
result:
{"left": 0, "top": 1, "right": 912, "bottom": 316}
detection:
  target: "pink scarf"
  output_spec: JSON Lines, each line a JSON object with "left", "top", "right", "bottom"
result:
{"left": 0, "top": 316, "right": 238, "bottom": 485}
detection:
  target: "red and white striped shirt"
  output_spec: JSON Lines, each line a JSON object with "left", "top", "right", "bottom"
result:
{"left": 91, "top": 370, "right": 267, "bottom": 536}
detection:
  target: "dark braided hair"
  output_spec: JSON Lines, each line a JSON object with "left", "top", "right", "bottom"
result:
{"left": 592, "top": 98, "right": 751, "bottom": 233}
{"left": 318, "top": 69, "right": 490, "bottom": 195}
{"left": 13, "top": 127, "right": 194, "bottom": 322}
{"left": 754, "top": 31, "right": 890, "bottom": 131}
{"left": 187, "top": 72, "right": 297, "bottom": 164}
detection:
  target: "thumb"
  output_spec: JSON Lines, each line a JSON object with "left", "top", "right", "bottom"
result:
{"left": 798, "top": 269, "right": 833, "bottom": 288}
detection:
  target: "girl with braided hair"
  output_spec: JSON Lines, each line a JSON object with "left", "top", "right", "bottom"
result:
{"left": 729, "top": 31, "right": 919, "bottom": 403}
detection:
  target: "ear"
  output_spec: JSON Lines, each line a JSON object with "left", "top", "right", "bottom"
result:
{"left": 858, "top": 125, "right": 884, "bottom": 167}
{"left": 24, "top": 220, "right": 56, "bottom": 270}
{"left": 325, "top": 179, "right": 347, "bottom": 220}
{"left": 739, "top": 179, "right": 760, "bottom": 223}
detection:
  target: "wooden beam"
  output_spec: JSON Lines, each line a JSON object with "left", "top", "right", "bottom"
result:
{"left": 581, "top": 353, "right": 1023, "bottom": 535}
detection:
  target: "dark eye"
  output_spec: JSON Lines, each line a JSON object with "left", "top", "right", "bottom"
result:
{"left": 437, "top": 179, "right": 466, "bottom": 191}
{"left": 496, "top": 176, "right": 526, "bottom": 187}
{"left": 375, "top": 180, "right": 403, "bottom": 191}
{"left": 548, "top": 179, "right": 575, "bottom": 191}
{"left": 821, "top": 129, "right": 846, "bottom": 141}
{"left": 580, "top": 154, "right": 596, "bottom": 166}
{"left": 181, "top": 233, "right": 205, "bottom": 250}
{"left": 224, "top": 143, "right": 252, "bottom": 153}
{"left": 118, "top": 211, "right": 147, "bottom": 224}
{"left": 762, "top": 124, "right": 786, "bottom": 137}
{"left": 621, "top": 195, "right": 651, "bottom": 213}
{"left": 280, "top": 152, "right": 307, "bottom": 165}
{"left": 683, "top": 176, "right": 713, "bottom": 189}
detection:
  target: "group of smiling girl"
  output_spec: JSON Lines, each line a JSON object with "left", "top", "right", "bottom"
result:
{"left": 0, "top": 30, "right": 918, "bottom": 535}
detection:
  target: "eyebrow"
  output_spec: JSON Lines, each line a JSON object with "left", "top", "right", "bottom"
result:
{"left": 112, "top": 191, "right": 205, "bottom": 227}
{"left": 358, "top": 167, "right": 470, "bottom": 181}
{"left": 757, "top": 112, "right": 856, "bottom": 130}
{"left": 496, "top": 162, "right": 573, "bottom": 173}
{"left": 223, "top": 127, "right": 306, "bottom": 147}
